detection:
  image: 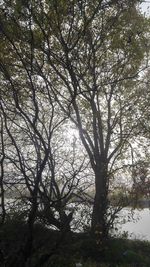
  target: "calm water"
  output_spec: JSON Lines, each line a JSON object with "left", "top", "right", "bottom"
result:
{"left": 2, "top": 199, "right": 150, "bottom": 240}
{"left": 120, "top": 208, "right": 150, "bottom": 240}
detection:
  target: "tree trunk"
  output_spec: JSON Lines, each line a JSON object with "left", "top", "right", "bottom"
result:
{"left": 23, "top": 197, "right": 38, "bottom": 267}
{"left": 91, "top": 162, "right": 108, "bottom": 245}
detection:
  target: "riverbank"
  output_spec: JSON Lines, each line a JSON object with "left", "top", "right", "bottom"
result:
{"left": 1, "top": 218, "right": 150, "bottom": 267}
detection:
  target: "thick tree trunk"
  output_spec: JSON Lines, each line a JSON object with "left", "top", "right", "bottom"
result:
{"left": 23, "top": 197, "right": 38, "bottom": 267}
{"left": 91, "top": 163, "right": 108, "bottom": 245}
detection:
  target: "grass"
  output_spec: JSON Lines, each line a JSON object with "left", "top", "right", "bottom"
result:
{"left": 0, "top": 218, "right": 150, "bottom": 267}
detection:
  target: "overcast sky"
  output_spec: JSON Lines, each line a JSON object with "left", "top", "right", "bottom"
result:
{"left": 140, "top": 1, "right": 150, "bottom": 16}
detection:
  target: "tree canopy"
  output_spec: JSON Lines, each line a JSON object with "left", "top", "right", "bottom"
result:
{"left": 0, "top": 0, "right": 150, "bottom": 265}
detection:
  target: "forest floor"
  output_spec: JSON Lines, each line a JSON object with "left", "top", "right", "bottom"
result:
{"left": 0, "top": 218, "right": 150, "bottom": 267}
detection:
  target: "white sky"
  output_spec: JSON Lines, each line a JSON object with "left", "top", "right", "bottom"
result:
{"left": 140, "top": 1, "right": 150, "bottom": 16}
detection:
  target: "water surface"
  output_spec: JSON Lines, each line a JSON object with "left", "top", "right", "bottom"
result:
{"left": 121, "top": 208, "right": 150, "bottom": 240}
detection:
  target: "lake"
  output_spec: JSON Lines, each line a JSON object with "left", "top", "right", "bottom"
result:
{"left": 120, "top": 208, "right": 150, "bottom": 241}
{"left": 2, "top": 199, "right": 150, "bottom": 240}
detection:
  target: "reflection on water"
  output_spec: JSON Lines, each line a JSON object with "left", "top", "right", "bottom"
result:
{"left": 121, "top": 208, "right": 150, "bottom": 241}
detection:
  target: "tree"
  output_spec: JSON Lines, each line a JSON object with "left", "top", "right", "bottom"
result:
{"left": 25, "top": 0, "right": 149, "bottom": 243}
{"left": 126, "top": 69, "right": 150, "bottom": 206}
{"left": 0, "top": 113, "right": 6, "bottom": 225}
{"left": 0, "top": 0, "right": 150, "bottom": 249}
{"left": 0, "top": 42, "right": 86, "bottom": 266}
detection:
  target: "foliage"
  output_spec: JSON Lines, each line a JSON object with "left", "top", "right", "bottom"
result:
{"left": 0, "top": 2, "right": 150, "bottom": 264}
{"left": 1, "top": 219, "right": 150, "bottom": 266}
